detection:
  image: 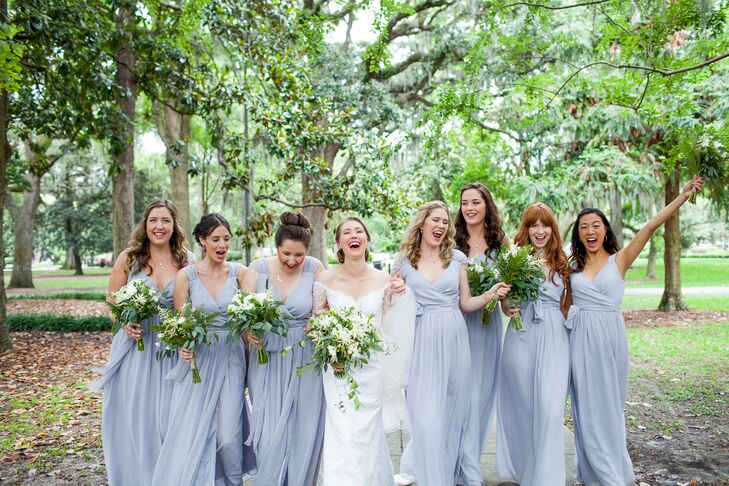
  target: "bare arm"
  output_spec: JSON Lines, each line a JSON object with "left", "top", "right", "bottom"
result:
{"left": 107, "top": 249, "right": 130, "bottom": 308}
{"left": 459, "top": 266, "right": 510, "bottom": 313}
{"left": 237, "top": 264, "right": 250, "bottom": 291}
{"left": 240, "top": 266, "right": 259, "bottom": 293}
{"left": 616, "top": 176, "right": 703, "bottom": 276}
{"left": 173, "top": 269, "right": 191, "bottom": 312}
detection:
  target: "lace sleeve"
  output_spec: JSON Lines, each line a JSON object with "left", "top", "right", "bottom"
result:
{"left": 312, "top": 281, "right": 329, "bottom": 314}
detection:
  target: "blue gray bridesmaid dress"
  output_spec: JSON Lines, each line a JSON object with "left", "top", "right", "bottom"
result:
{"left": 459, "top": 249, "right": 503, "bottom": 484}
{"left": 397, "top": 250, "right": 473, "bottom": 486}
{"left": 496, "top": 274, "right": 570, "bottom": 485}
{"left": 88, "top": 261, "right": 179, "bottom": 486}
{"left": 567, "top": 254, "right": 635, "bottom": 484}
{"left": 151, "top": 263, "right": 256, "bottom": 486}
{"left": 246, "top": 256, "right": 325, "bottom": 486}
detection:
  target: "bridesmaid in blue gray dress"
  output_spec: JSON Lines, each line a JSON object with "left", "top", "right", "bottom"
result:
{"left": 89, "top": 200, "right": 192, "bottom": 486}
{"left": 152, "top": 213, "right": 256, "bottom": 486}
{"left": 454, "top": 183, "right": 509, "bottom": 485}
{"left": 567, "top": 176, "right": 703, "bottom": 485}
{"left": 241, "top": 211, "right": 325, "bottom": 486}
{"left": 394, "top": 201, "right": 510, "bottom": 486}
{"left": 496, "top": 203, "right": 570, "bottom": 485}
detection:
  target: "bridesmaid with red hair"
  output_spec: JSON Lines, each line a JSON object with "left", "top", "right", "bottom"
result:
{"left": 496, "top": 202, "right": 571, "bottom": 485}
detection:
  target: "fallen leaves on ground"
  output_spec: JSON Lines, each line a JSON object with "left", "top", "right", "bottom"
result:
{"left": 6, "top": 299, "right": 109, "bottom": 318}
{"left": 623, "top": 309, "right": 729, "bottom": 328}
{"left": 0, "top": 332, "right": 111, "bottom": 484}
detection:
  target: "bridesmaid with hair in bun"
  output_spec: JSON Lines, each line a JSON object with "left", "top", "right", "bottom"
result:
{"left": 242, "top": 211, "right": 326, "bottom": 486}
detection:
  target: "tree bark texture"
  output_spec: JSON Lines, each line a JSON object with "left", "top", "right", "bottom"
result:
{"left": 7, "top": 172, "right": 41, "bottom": 288}
{"left": 0, "top": 0, "right": 13, "bottom": 354}
{"left": 302, "top": 142, "right": 340, "bottom": 266}
{"left": 658, "top": 170, "right": 686, "bottom": 311}
{"left": 154, "top": 101, "right": 191, "bottom": 240}
{"left": 111, "top": 2, "right": 137, "bottom": 261}
{"left": 609, "top": 188, "right": 624, "bottom": 248}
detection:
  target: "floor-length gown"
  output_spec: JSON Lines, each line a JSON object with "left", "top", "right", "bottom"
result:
{"left": 398, "top": 250, "right": 473, "bottom": 486}
{"left": 89, "top": 263, "right": 178, "bottom": 486}
{"left": 459, "top": 250, "right": 503, "bottom": 484}
{"left": 316, "top": 283, "right": 395, "bottom": 486}
{"left": 567, "top": 254, "right": 634, "bottom": 485}
{"left": 246, "top": 256, "right": 325, "bottom": 486}
{"left": 496, "top": 275, "right": 570, "bottom": 485}
{"left": 151, "top": 263, "right": 256, "bottom": 486}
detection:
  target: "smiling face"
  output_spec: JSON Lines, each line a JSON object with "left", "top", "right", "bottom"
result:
{"left": 337, "top": 219, "right": 369, "bottom": 260}
{"left": 528, "top": 218, "right": 553, "bottom": 250}
{"left": 577, "top": 212, "right": 607, "bottom": 254}
{"left": 422, "top": 207, "right": 450, "bottom": 248}
{"left": 460, "top": 188, "right": 487, "bottom": 227}
{"left": 146, "top": 207, "right": 174, "bottom": 246}
{"left": 277, "top": 239, "right": 307, "bottom": 272}
{"left": 200, "top": 225, "right": 231, "bottom": 263}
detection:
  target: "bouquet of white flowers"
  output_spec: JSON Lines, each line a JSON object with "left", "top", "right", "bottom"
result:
{"left": 306, "top": 307, "right": 383, "bottom": 409}
{"left": 493, "top": 245, "right": 545, "bottom": 330}
{"left": 226, "top": 289, "right": 290, "bottom": 365}
{"left": 154, "top": 303, "right": 220, "bottom": 384}
{"left": 466, "top": 260, "right": 501, "bottom": 324}
{"left": 107, "top": 279, "right": 167, "bottom": 351}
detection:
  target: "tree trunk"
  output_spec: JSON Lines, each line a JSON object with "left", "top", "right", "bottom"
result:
{"left": 658, "top": 170, "right": 686, "bottom": 311}
{"left": 8, "top": 172, "right": 42, "bottom": 288}
{"left": 302, "top": 142, "right": 340, "bottom": 266}
{"left": 646, "top": 235, "right": 657, "bottom": 279}
{"left": 111, "top": 2, "right": 137, "bottom": 261}
{"left": 609, "top": 188, "right": 624, "bottom": 248}
{"left": 63, "top": 216, "right": 75, "bottom": 270}
{"left": 154, "top": 101, "right": 191, "bottom": 240}
{"left": 73, "top": 250, "right": 83, "bottom": 275}
{"left": 0, "top": 0, "right": 13, "bottom": 354}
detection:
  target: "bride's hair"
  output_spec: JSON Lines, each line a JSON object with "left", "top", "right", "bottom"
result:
{"left": 399, "top": 201, "right": 455, "bottom": 269}
{"left": 124, "top": 199, "right": 189, "bottom": 274}
{"left": 334, "top": 216, "right": 371, "bottom": 263}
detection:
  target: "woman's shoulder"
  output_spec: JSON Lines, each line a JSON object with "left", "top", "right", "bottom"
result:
{"left": 228, "top": 262, "right": 247, "bottom": 277}
{"left": 250, "top": 257, "right": 270, "bottom": 274}
{"left": 452, "top": 249, "right": 468, "bottom": 265}
{"left": 304, "top": 255, "right": 323, "bottom": 273}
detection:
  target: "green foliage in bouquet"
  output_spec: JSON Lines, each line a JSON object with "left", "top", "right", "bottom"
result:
{"left": 226, "top": 288, "right": 290, "bottom": 365}
{"left": 672, "top": 130, "right": 729, "bottom": 204}
{"left": 493, "top": 245, "right": 545, "bottom": 330}
{"left": 107, "top": 279, "right": 168, "bottom": 351}
{"left": 154, "top": 303, "right": 220, "bottom": 384}
{"left": 466, "top": 261, "right": 500, "bottom": 324}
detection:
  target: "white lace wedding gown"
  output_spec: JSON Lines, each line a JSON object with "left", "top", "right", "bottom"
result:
{"left": 315, "top": 283, "right": 397, "bottom": 486}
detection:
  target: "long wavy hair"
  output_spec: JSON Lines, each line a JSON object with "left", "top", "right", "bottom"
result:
{"left": 513, "top": 203, "right": 569, "bottom": 285}
{"left": 455, "top": 183, "right": 506, "bottom": 255}
{"left": 124, "top": 200, "right": 189, "bottom": 274}
{"left": 400, "top": 201, "right": 456, "bottom": 269}
{"left": 569, "top": 208, "right": 621, "bottom": 272}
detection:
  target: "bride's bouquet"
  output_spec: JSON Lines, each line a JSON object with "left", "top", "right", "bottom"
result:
{"left": 154, "top": 303, "right": 219, "bottom": 384}
{"left": 226, "top": 289, "right": 290, "bottom": 365}
{"left": 467, "top": 261, "right": 500, "bottom": 324}
{"left": 493, "top": 245, "right": 545, "bottom": 330}
{"left": 107, "top": 279, "right": 167, "bottom": 351}
{"left": 306, "top": 307, "right": 383, "bottom": 410}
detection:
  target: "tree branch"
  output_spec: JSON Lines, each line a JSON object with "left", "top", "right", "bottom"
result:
{"left": 495, "top": 0, "right": 611, "bottom": 14}
{"left": 255, "top": 194, "right": 338, "bottom": 210}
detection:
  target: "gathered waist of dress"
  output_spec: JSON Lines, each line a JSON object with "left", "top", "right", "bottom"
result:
{"left": 564, "top": 303, "right": 622, "bottom": 329}
{"left": 416, "top": 302, "right": 460, "bottom": 316}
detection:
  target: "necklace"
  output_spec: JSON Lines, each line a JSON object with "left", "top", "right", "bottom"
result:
{"left": 151, "top": 258, "right": 171, "bottom": 267}
{"left": 276, "top": 273, "right": 284, "bottom": 282}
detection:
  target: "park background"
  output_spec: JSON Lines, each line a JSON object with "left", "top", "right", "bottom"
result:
{"left": 0, "top": 0, "right": 728, "bottom": 484}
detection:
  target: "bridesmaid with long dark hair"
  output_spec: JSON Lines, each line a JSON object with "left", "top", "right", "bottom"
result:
{"left": 242, "top": 211, "right": 326, "bottom": 486}
{"left": 568, "top": 176, "right": 703, "bottom": 485}
{"left": 152, "top": 213, "right": 256, "bottom": 486}
{"left": 454, "top": 183, "right": 509, "bottom": 484}
{"left": 90, "top": 200, "right": 192, "bottom": 486}
{"left": 497, "top": 203, "right": 570, "bottom": 485}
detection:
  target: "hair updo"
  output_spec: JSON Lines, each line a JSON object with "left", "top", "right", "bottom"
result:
{"left": 193, "top": 213, "right": 232, "bottom": 247}
{"left": 275, "top": 211, "right": 312, "bottom": 248}
{"left": 335, "top": 216, "right": 371, "bottom": 263}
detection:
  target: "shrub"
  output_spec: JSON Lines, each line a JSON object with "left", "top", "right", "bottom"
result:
{"left": 8, "top": 292, "right": 107, "bottom": 301}
{"left": 8, "top": 314, "right": 111, "bottom": 332}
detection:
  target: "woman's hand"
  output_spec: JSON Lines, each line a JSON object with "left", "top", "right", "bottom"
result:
{"left": 123, "top": 322, "right": 144, "bottom": 340}
{"left": 179, "top": 348, "right": 194, "bottom": 363}
{"left": 485, "top": 282, "right": 511, "bottom": 302}
{"left": 244, "top": 329, "right": 261, "bottom": 348}
{"left": 332, "top": 361, "right": 345, "bottom": 373}
{"left": 390, "top": 272, "right": 406, "bottom": 295}
{"left": 501, "top": 297, "right": 520, "bottom": 318}
{"left": 681, "top": 175, "right": 704, "bottom": 197}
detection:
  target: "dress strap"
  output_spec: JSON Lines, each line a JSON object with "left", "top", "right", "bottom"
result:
{"left": 182, "top": 265, "right": 198, "bottom": 282}
{"left": 304, "top": 256, "right": 323, "bottom": 273}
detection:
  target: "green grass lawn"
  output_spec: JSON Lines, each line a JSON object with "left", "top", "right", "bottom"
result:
{"left": 625, "top": 257, "right": 729, "bottom": 288}
{"left": 622, "top": 294, "right": 729, "bottom": 312}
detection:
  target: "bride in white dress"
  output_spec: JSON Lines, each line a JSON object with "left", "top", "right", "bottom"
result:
{"left": 313, "top": 216, "right": 415, "bottom": 486}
